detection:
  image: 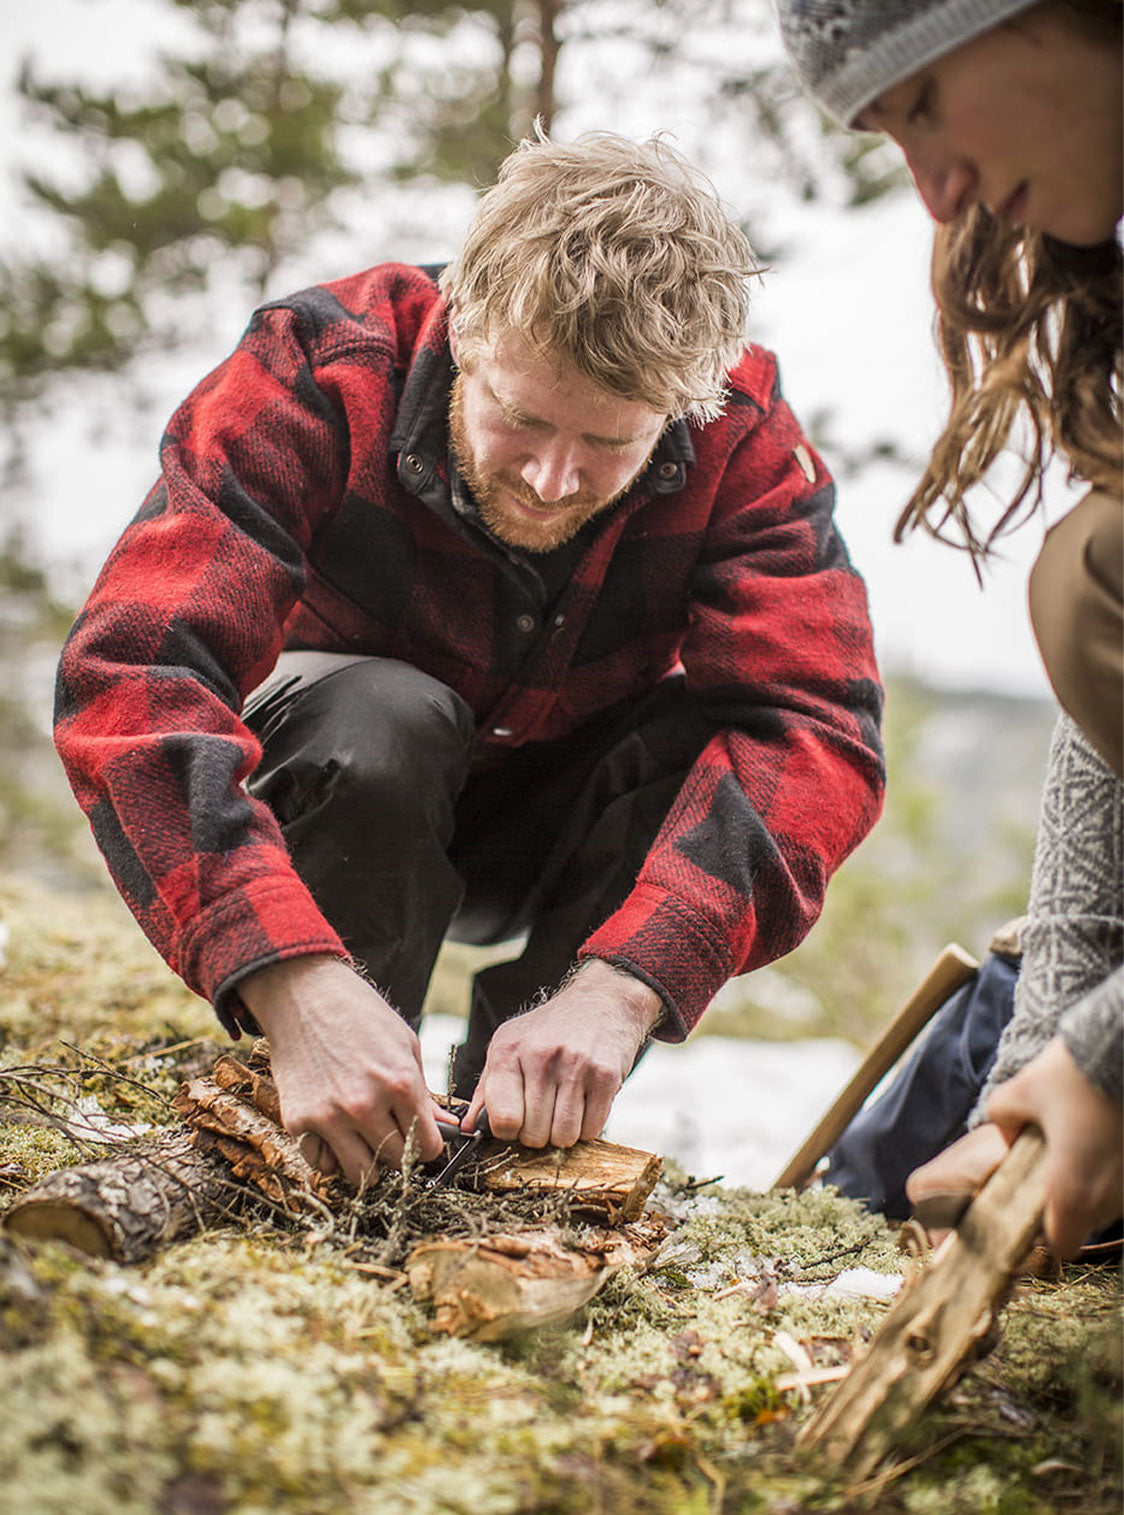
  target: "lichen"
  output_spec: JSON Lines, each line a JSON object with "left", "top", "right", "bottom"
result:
{"left": 1, "top": 873, "right": 1120, "bottom": 1514}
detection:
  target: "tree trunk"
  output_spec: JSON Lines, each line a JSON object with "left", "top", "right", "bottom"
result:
{"left": 533, "top": 0, "right": 561, "bottom": 131}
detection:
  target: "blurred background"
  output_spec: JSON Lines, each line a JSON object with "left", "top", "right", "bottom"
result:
{"left": 0, "top": 1, "right": 1068, "bottom": 1178}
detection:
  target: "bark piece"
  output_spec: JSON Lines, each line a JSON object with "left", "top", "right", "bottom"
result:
{"left": 173, "top": 1063, "right": 336, "bottom": 1211}
{"left": 210, "top": 1051, "right": 282, "bottom": 1125}
{"left": 477, "top": 1137, "right": 662, "bottom": 1221}
{"left": 797, "top": 1129, "right": 1048, "bottom": 1479}
{"left": 4, "top": 1128, "right": 236, "bottom": 1264}
{"left": 407, "top": 1213, "right": 668, "bottom": 1340}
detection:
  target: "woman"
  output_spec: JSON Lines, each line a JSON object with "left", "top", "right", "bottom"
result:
{"left": 775, "top": 0, "right": 1122, "bottom": 1257}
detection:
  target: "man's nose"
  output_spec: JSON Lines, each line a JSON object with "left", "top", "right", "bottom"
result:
{"left": 907, "top": 150, "right": 977, "bottom": 224}
{"left": 522, "top": 442, "right": 580, "bottom": 503}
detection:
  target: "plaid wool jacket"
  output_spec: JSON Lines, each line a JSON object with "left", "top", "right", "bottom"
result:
{"left": 55, "top": 263, "right": 885, "bottom": 1039}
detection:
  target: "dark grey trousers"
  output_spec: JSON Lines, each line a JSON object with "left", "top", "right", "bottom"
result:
{"left": 243, "top": 653, "right": 717, "bottom": 1095}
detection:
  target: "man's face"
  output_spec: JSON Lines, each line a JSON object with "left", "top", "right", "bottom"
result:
{"left": 448, "top": 330, "right": 668, "bottom": 554}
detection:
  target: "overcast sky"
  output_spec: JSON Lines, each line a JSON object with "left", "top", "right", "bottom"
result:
{"left": 2, "top": 0, "right": 1070, "bottom": 702}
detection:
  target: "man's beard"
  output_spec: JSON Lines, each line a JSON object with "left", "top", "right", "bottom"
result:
{"left": 448, "top": 375, "right": 645, "bottom": 554}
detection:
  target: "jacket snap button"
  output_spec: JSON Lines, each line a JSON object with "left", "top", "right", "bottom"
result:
{"left": 515, "top": 614, "right": 535, "bottom": 634}
{"left": 657, "top": 462, "right": 678, "bottom": 481}
{"left": 492, "top": 726, "right": 513, "bottom": 738}
{"left": 403, "top": 454, "right": 424, "bottom": 473}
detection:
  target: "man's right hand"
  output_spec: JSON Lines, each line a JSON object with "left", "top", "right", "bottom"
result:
{"left": 238, "top": 954, "right": 446, "bottom": 1188}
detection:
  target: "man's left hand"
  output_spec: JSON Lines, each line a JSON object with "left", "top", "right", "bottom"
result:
{"left": 464, "top": 959, "right": 664, "bottom": 1148}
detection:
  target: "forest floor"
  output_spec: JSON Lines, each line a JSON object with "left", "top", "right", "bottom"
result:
{"left": 0, "top": 875, "right": 1120, "bottom": 1515}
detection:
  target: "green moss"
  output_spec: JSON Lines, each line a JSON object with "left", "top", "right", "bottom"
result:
{"left": 0, "top": 873, "right": 1120, "bottom": 1514}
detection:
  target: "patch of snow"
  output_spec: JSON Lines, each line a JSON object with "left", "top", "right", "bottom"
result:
{"left": 784, "top": 1266, "right": 904, "bottom": 1303}
{"left": 63, "top": 1096, "right": 148, "bottom": 1145}
{"left": 604, "top": 1033, "right": 860, "bottom": 1192}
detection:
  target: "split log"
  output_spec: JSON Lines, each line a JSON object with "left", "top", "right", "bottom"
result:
{"left": 4, "top": 1128, "right": 235, "bottom": 1264}
{"left": 407, "top": 1213, "right": 669, "bottom": 1340}
{"left": 478, "top": 1136, "right": 661, "bottom": 1222}
{"left": 797, "top": 1128, "right": 1048, "bottom": 1479}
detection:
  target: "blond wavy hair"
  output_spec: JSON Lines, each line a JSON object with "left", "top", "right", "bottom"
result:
{"left": 898, "top": 2, "right": 1123, "bottom": 558}
{"left": 440, "top": 130, "right": 758, "bottom": 422}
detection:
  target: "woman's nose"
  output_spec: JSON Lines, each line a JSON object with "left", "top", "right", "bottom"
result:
{"left": 907, "top": 150, "right": 977, "bottom": 223}
{"left": 522, "top": 443, "right": 580, "bottom": 503}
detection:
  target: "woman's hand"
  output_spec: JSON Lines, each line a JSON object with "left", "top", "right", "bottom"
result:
{"left": 906, "top": 1036, "right": 1123, "bottom": 1258}
{"left": 987, "top": 1035, "right": 1122, "bottom": 1258}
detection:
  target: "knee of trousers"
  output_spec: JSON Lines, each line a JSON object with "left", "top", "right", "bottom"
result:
{"left": 254, "top": 657, "right": 477, "bottom": 834}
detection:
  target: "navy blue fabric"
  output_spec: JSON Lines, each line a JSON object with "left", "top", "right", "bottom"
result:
{"left": 824, "top": 952, "right": 1019, "bottom": 1219}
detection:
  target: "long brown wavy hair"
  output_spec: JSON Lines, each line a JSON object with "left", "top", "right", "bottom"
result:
{"left": 896, "top": 2, "right": 1123, "bottom": 559}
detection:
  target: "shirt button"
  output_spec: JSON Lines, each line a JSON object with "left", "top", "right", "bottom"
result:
{"left": 492, "top": 726, "right": 513, "bottom": 738}
{"left": 515, "top": 614, "right": 535, "bottom": 634}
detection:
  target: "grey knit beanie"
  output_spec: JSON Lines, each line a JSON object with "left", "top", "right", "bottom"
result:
{"left": 774, "top": 0, "right": 1038, "bottom": 127}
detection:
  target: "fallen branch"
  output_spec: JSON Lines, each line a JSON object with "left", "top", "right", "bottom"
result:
{"left": 4, "top": 1127, "right": 239, "bottom": 1264}
{"left": 796, "top": 1128, "right": 1048, "bottom": 1479}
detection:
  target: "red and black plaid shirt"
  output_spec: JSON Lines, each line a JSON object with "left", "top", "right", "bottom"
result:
{"left": 55, "top": 263, "right": 884, "bottom": 1039}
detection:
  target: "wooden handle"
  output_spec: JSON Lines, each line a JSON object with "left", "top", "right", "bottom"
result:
{"left": 771, "top": 944, "right": 979, "bottom": 1192}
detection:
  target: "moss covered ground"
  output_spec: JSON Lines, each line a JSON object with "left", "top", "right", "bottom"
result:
{"left": 0, "top": 876, "right": 1120, "bottom": 1514}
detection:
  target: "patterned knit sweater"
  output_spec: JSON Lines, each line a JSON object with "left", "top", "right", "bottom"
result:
{"left": 975, "top": 713, "right": 1124, "bottom": 1115}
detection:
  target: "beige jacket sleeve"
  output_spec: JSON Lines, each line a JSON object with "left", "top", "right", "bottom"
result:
{"left": 1029, "top": 490, "right": 1123, "bottom": 779}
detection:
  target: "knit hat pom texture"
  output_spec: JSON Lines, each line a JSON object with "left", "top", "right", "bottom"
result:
{"left": 775, "top": 0, "right": 1039, "bottom": 126}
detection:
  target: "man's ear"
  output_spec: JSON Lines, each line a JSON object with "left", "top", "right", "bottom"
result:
{"left": 448, "top": 320, "right": 461, "bottom": 367}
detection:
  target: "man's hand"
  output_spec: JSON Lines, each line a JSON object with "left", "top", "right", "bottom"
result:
{"left": 905, "top": 1036, "right": 1123, "bottom": 1258}
{"left": 239, "top": 954, "right": 446, "bottom": 1188}
{"left": 988, "top": 1036, "right": 1123, "bottom": 1259}
{"left": 465, "top": 959, "right": 663, "bottom": 1148}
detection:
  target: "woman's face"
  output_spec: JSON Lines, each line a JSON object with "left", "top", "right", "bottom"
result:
{"left": 860, "top": 5, "right": 1123, "bottom": 246}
